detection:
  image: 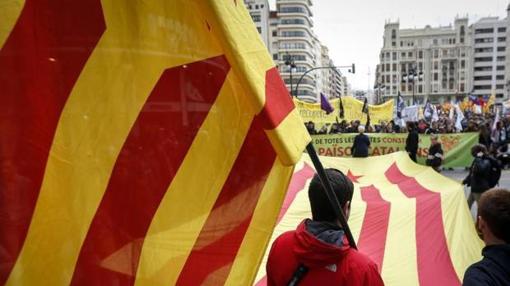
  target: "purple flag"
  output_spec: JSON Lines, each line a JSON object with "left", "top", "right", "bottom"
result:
{"left": 320, "top": 93, "right": 334, "bottom": 115}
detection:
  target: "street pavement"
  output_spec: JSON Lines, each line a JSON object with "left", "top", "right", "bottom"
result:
{"left": 442, "top": 168, "right": 510, "bottom": 219}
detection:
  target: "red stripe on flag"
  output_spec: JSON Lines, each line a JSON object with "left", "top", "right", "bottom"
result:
{"left": 385, "top": 163, "right": 461, "bottom": 286}
{"left": 259, "top": 67, "right": 295, "bottom": 130}
{"left": 176, "top": 67, "right": 295, "bottom": 285}
{"left": 70, "top": 56, "right": 230, "bottom": 285}
{"left": 0, "top": 1, "right": 105, "bottom": 282}
{"left": 357, "top": 185, "right": 391, "bottom": 272}
{"left": 176, "top": 117, "right": 276, "bottom": 285}
{"left": 275, "top": 163, "right": 314, "bottom": 224}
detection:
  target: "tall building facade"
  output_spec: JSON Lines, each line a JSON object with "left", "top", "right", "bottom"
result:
{"left": 376, "top": 18, "right": 472, "bottom": 104}
{"left": 244, "top": 0, "right": 347, "bottom": 103}
{"left": 471, "top": 10, "right": 510, "bottom": 100}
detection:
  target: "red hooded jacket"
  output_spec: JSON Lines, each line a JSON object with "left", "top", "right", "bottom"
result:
{"left": 266, "top": 220, "right": 384, "bottom": 286}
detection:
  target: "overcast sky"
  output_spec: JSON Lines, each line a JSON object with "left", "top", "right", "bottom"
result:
{"left": 268, "top": 0, "right": 508, "bottom": 90}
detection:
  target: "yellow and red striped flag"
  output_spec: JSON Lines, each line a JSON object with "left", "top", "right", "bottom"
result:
{"left": 255, "top": 152, "right": 484, "bottom": 286}
{"left": 0, "top": 1, "right": 310, "bottom": 285}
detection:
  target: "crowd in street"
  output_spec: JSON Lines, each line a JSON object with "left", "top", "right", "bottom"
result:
{"left": 305, "top": 110, "right": 500, "bottom": 135}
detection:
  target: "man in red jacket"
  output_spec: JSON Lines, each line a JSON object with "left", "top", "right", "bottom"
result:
{"left": 266, "top": 169, "right": 384, "bottom": 286}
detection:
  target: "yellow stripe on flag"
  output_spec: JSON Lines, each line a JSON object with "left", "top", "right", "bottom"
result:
{"left": 224, "top": 159, "right": 294, "bottom": 286}
{"left": 134, "top": 71, "right": 256, "bottom": 286}
{"left": 6, "top": 1, "right": 224, "bottom": 284}
{"left": 0, "top": 0, "right": 24, "bottom": 49}
{"left": 202, "top": 0, "right": 310, "bottom": 165}
{"left": 413, "top": 163, "right": 483, "bottom": 281}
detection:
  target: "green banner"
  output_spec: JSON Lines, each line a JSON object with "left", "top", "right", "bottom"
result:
{"left": 312, "top": 133, "right": 478, "bottom": 168}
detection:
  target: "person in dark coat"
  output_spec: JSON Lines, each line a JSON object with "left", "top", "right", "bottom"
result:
{"left": 406, "top": 122, "right": 419, "bottom": 162}
{"left": 351, "top": 126, "right": 370, "bottom": 158}
{"left": 426, "top": 135, "right": 443, "bottom": 172}
{"left": 266, "top": 169, "right": 384, "bottom": 286}
{"left": 463, "top": 189, "right": 510, "bottom": 286}
{"left": 463, "top": 145, "right": 492, "bottom": 209}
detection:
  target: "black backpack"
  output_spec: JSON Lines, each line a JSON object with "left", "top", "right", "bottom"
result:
{"left": 486, "top": 156, "right": 502, "bottom": 188}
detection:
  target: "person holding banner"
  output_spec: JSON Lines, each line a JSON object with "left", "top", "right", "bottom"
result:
{"left": 426, "top": 135, "right": 443, "bottom": 172}
{"left": 266, "top": 169, "right": 384, "bottom": 286}
{"left": 406, "top": 122, "right": 419, "bottom": 162}
{"left": 351, "top": 126, "right": 371, "bottom": 158}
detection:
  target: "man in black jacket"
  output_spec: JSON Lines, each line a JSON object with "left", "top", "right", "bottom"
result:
{"left": 351, "top": 126, "right": 370, "bottom": 158}
{"left": 464, "top": 145, "right": 492, "bottom": 210}
{"left": 463, "top": 189, "right": 510, "bottom": 286}
{"left": 406, "top": 122, "right": 419, "bottom": 162}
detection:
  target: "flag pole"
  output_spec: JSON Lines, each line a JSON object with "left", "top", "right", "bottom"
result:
{"left": 305, "top": 142, "right": 357, "bottom": 249}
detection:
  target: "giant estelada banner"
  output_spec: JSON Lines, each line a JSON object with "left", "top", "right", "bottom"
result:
{"left": 255, "top": 152, "right": 483, "bottom": 286}
{"left": 0, "top": 1, "right": 311, "bottom": 285}
{"left": 311, "top": 133, "right": 478, "bottom": 168}
{"left": 294, "top": 97, "right": 395, "bottom": 126}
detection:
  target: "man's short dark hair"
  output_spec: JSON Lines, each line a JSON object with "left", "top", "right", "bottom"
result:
{"left": 479, "top": 189, "right": 510, "bottom": 243}
{"left": 308, "top": 169, "right": 354, "bottom": 222}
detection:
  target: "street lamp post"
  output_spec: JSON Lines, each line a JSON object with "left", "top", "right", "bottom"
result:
{"left": 402, "top": 65, "right": 423, "bottom": 105}
{"left": 284, "top": 53, "right": 296, "bottom": 96}
{"left": 294, "top": 64, "right": 355, "bottom": 98}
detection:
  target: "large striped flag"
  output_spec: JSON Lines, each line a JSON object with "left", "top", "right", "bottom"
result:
{"left": 0, "top": 1, "right": 310, "bottom": 285}
{"left": 255, "top": 152, "right": 484, "bottom": 286}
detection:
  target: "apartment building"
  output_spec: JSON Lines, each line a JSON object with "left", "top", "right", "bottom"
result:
{"left": 376, "top": 18, "right": 471, "bottom": 104}
{"left": 471, "top": 11, "right": 510, "bottom": 100}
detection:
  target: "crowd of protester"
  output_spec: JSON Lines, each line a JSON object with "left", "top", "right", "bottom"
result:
{"left": 304, "top": 111, "right": 500, "bottom": 135}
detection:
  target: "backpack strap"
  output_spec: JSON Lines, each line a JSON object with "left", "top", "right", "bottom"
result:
{"left": 287, "top": 264, "right": 309, "bottom": 286}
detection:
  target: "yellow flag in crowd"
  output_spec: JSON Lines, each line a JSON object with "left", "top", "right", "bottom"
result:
{"left": 0, "top": 1, "right": 310, "bottom": 285}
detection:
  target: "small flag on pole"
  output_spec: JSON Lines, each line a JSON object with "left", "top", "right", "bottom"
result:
{"left": 339, "top": 97, "right": 345, "bottom": 119}
{"left": 397, "top": 91, "right": 405, "bottom": 119}
{"left": 362, "top": 97, "right": 369, "bottom": 114}
{"left": 320, "top": 93, "right": 334, "bottom": 115}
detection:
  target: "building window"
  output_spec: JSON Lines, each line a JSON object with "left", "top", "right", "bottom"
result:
{"left": 497, "top": 66, "right": 505, "bottom": 71}
{"left": 498, "top": 27, "right": 507, "bottom": 33}
{"left": 392, "top": 42, "right": 396, "bottom": 47}
{"left": 498, "top": 46, "right": 506, "bottom": 52}
{"left": 401, "top": 64, "right": 406, "bottom": 72}
{"left": 392, "top": 52, "right": 397, "bottom": 60}
{"left": 400, "top": 41, "right": 403, "bottom": 47}
{"left": 474, "top": 76, "right": 492, "bottom": 81}
{"left": 273, "top": 54, "right": 278, "bottom": 60}
{"left": 272, "top": 30, "right": 277, "bottom": 36}
{"left": 382, "top": 64, "right": 385, "bottom": 72}
{"left": 251, "top": 14, "right": 261, "bottom": 22}
{"left": 418, "top": 85, "right": 423, "bottom": 93}
{"left": 460, "top": 83, "right": 465, "bottom": 92}
{"left": 498, "top": 37, "right": 507, "bottom": 42}
{"left": 408, "top": 52, "right": 413, "bottom": 57}
{"left": 497, "top": 56, "right": 506, "bottom": 61}
{"left": 474, "top": 57, "right": 493, "bottom": 62}
{"left": 434, "top": 62, "right": 438, "bottom": 70}
{"left": 475, "top": 38, "right": 494, "bottom": 43}
{"left": 386, "top": 63, "right": 390, "bottom": 71}
{"left": 418, "top": 51, "right": 423, "bottom": 59}
{"left": 496, "top": 75, "right": 505, "bottom": 80}
{"left": 433, "top": 73, "right": 438, "bottom": 81}
{"left": 433, "top": 39, "right": 438, "bottom": 45}
{"left": 391, "top": 29, "right": 396, "bottom": 39}
{"left": 496, "top": 84, "right": 505, "bottom": 89}
{"left": 392, "top": 63, "right": 397, "bottom": 71}
{"left": 461, "top": 60, "right": 465, "bottom": 69}
{"left": 401, "top": 52, "right": 406, "bottom": 58}
{"left": 418, "top": 62, "right": 423, "bottom": 70}
{"left": 475, "top": 28, "right": 494, "bottom": 34}
{"left": 257, "top": 27, "right": 261, "bottom": 33}
{"left": 434, "top": 50, "right": 439, "bottom": 58}
{"left": 386, "top": 75, "right": 390, "bottom": 82}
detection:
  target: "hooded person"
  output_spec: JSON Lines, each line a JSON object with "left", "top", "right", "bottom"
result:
{"left": 266, "top": 169, "right": 384, "bottom": 286}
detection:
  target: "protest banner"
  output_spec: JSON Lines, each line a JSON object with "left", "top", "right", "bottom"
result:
{"left": 294, "top": 97, "right": 394, "bottom": 127}
{"left": 310, "top": 133, "right": 478, "bottom": 168}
